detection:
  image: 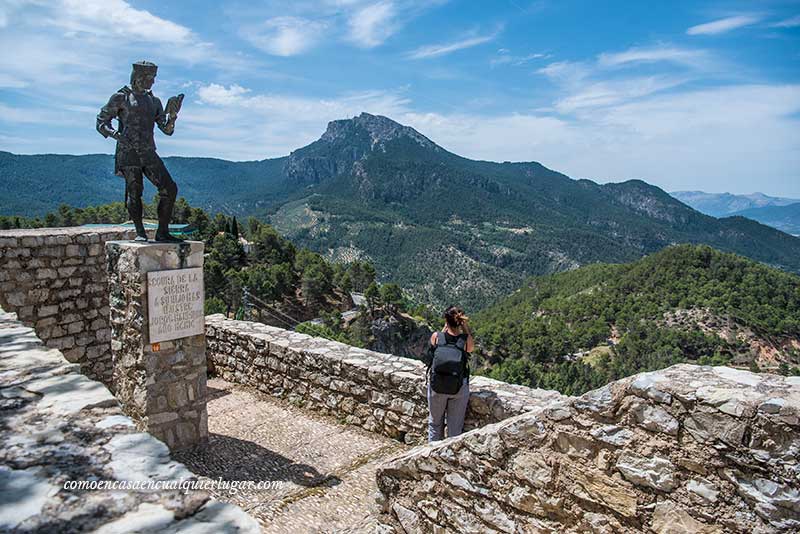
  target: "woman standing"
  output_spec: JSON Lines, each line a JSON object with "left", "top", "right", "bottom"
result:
{"left": 423, "top": 305, "right": 474, "bottom": 442}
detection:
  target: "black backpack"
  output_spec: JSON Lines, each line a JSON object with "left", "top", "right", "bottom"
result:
{"left": 429, "top": 331, "right": 467, "bottom": 394}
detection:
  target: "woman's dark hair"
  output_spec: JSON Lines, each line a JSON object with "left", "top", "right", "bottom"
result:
{"left": 444, "top": 305, "right": 464, "bottom": 329}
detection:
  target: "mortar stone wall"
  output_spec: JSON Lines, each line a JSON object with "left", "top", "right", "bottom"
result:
{"left": 0, "top": 227, "right": 135, "bottom": 387}
{"left": 205, "top": 315, "right": 564, "bottom": 444}
{"left": 376, "top": 364, "right": 800, "bottom": 533}
{"left": 0, "top": 308, "right": 259, "bottom": 533}
{"left": 107, "top": 241, "right": 208, "bottom": 450}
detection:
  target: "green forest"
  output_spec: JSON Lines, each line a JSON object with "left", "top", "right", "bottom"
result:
{"left": 6, "top": 201, "right": 800, "bottom": 396}
{"left": 473, "top": 244, "right": 800, "bottom": 395}
{"left": 2, "top": 199, "right": 429, "bottom": 348}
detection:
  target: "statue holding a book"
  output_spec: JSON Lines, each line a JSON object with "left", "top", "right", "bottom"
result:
{"left": 96, "top": 61, "right": 185, "bottom": 242}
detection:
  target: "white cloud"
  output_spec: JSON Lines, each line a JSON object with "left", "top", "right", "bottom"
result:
{"left": 537, "top": 44, "right": 720, "bottom": 114}
{"left": 53, "top": 0, "right": 194, "bottom": 44}
{"left": 243, "top": 17, "right": 327, "bottom": 56}
{"left": 234, "top": 0, "right": 443, "bottom": 54}
{"left": 179, "top": 84, "right": 413, "bottom": 159}
{"left": 598, "top": 45, "right": 710, "bottom": 69}
{"left": 0, "top": 74, "right": 28, "bottom": 89}
{"left": 772, "top": 15, "right": 800, "bottom": 28}
{"left": 687, "top": 15, "right": 761, "bottom": 36}
{"left": 0, "top": 0, "right": 249, "bottom": 98}
{"left": 347, "top": 1, "right": 396, "bottom": 47}
{"left": 537, "top": 60, "right": 591, "bottom": 84}
{"left": 491, "top": 52, "right": 548, "bottom": 67}
{"left": 553, "top": 76, "right": 689, "bottom": 114}
{"left": 196, "top": 84, "right": 251, "bottom": 105}
{"left": 408, "top": 33, "right": 498, "bottom": 59}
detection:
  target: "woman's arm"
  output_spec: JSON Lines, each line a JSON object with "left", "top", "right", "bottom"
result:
{"left": 422, "top": 331, "right": 437, "bottom": 367}
{"left": 461, "top": 322, "right": 475, "bottom": 353}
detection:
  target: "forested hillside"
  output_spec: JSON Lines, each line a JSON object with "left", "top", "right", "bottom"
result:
{"left": 2, "top": 199, "right": 432, "bottom": 352}
{"left": 730, "top": 202, "right": 800, "bottom": 236}
{"left": 4, "top": 114, "right": 800, "bottom": 312}
{"left": 0, "top": 151, "right": 289, "bottom": 217}
{"left": 473, "top": 245, "right": 800, "bottom": 395}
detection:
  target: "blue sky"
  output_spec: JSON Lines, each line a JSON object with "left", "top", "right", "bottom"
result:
{"left": 1, "top": 0, "right": 799, "bottom": 196}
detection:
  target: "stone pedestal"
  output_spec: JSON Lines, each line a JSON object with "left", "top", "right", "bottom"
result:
{"left": 106, "top": 240, "right": 208, "bottom": 450}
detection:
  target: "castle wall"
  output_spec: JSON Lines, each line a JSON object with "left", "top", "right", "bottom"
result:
{"left": 0, "top": 308, "right": 259, "bottom": 532}
{"left": 376, "top": 364, "right": 800, "bottom": 533}
{"left": 205, "top": 315, "right": 565, "bottom": 444}
{"left": 0, "top": 227, "right": 134, "bottom": 387}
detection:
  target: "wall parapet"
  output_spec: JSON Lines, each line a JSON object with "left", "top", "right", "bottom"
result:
{"left": 205, "top": 315, "right": 565, "bottom": 444}
{"left": 0, "top": 308, "right": 259, "bottom": 532}
{"left": 376, "top": 364, "right": 800, "bottom": 533}
{"left": 0, "top": 226, "right": 135, "bottom": 387}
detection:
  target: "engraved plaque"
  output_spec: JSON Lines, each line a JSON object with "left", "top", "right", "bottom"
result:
{"left": 147, "top": 267, "right": 204, "bottom": 343}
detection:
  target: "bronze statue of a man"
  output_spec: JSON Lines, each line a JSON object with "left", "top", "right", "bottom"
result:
{"left": 96, "top": 61, "right": 185, "bottom": 242}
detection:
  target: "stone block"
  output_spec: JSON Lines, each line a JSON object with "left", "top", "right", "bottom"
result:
{"left": 38, "top": 304, "right": 59, "bottom": 317}
{"left": 5, "top": 291, "right": 27, "bottom": 307}
{"left": 36, "top": 268, "right": 58, "bottom": 279}
{"left": 66, "top": 321, "right": 84, "bottom": 334}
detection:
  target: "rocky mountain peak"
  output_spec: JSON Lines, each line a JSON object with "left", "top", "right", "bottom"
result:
{"left": 285, "top": 112, "right": 442, "bottom": 185}
{"left": 321, "top": 112, "right": 440, "bottom": 152}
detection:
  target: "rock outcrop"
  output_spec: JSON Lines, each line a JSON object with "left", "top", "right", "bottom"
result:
{"left": 376, "top": 364, "right": 800, "bottom": 533}
{"left": 284, "top": 112, "right": 440, "bottom": 185}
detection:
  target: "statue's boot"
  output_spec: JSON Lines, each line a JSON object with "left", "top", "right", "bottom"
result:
{"left": 133, "top": 220, "right": 148, "bottom": 242}
{"left": 154, "top": 194, "right": 183, "bottom": 243}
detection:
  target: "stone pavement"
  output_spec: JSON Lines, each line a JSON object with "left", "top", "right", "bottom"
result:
{"left": 173, "top": 377, "right": 408, "bottom": 533}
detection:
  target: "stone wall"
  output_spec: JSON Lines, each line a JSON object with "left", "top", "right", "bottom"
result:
{"left": 205, "top": 315, "right": 564, "bottom": 444}
{"left": 0, "top": 227, "right": 134, "bottom": 387}
{"left": 0, "top": 308, "right": 259, "bottom": 533}
{"left": 107, "top": 241, "right": 208, "bottom": 450}
{"left": 376, "top": 364, "right": 800, "bottom": 533}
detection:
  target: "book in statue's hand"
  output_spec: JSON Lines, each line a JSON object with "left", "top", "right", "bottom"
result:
{"left": 165, "top": 93, "right": 184, "bottom": 117}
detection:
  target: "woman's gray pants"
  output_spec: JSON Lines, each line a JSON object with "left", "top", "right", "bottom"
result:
{"left": 427, "top": 378, "right": 469, "bottom": 442}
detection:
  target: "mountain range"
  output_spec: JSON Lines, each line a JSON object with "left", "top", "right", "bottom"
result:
{"left": 671, "top": 190, "right": 800, "bottom": 237}
{"left": 3, "top": 112, "right": 800, "bottom": 310}
{"left": 671, "top": 190, "right": 800, "bottom": 217}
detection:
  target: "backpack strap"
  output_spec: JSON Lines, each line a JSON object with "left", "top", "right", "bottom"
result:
{"left": 438, "top": 330, "right": 467, "bottom": 350}
{"left": 436, "top": 330, "right": 447, "bottom": 347}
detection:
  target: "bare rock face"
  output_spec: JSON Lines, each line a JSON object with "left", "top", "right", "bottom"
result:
{"left": 358, "top": 309, "right": 433, "bottom": 359}
{"left": 284, "top": 112, "right": 440, "bottom": 185}
{"left": 377, "top": 364, "right": 800, "bottom": 533}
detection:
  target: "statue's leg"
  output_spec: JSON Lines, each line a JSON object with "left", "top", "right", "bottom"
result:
{"left": 143, "top": 157, "right": 181, "bottom": 242}
{"left": 121, "top": 167, "right": 147, "bottom": 241}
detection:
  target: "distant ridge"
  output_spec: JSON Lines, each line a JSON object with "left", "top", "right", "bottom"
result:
{"left": 730, "top": 202, "right": 800, "bottom": 236}
{"left": 671, "top": 190, "right": 800, "bottom": 217}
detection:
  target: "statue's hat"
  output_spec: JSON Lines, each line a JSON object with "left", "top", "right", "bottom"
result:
{"left": 132, "top": 61, "right": 158, "bottom": 75}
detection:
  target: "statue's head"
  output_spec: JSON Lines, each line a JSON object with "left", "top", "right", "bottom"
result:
{"left": 130, "top": 61, "right": 158, "bottom": 92}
